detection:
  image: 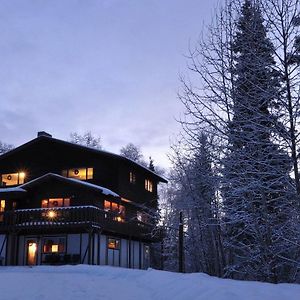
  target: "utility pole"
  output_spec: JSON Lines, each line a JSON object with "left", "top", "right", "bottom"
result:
{"left": 178, "top": 211, "right": 184, "bottom": 273}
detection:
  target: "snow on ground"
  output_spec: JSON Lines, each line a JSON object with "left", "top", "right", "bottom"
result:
{"left": 0, "top": 265, "right": 299, "bottom": 300}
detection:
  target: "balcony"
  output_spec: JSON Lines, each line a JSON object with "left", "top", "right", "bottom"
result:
{"left": 0, "top": 206, "right": 154, "bottom": 240}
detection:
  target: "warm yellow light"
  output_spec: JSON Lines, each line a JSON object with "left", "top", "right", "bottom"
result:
{"left": 116, "top": 216, "right": 124, "bottom": 223}
{"left": 51, "top": 245, "right": 59, "bottom": 252}
{"left": 0, "top": 200, "right": 5, "bottom": 209}
{"left": 47, "top": 210, "right": 57, "bottom": 219}
{"left": 19, "top": 172, "right": 26, "bottom": 178}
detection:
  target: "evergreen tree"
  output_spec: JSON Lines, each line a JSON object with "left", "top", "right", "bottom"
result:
{"left": 222, "top": 0, "right": 298, "bottom": 283}
{"left": 149, "top": 156, "right": 155, "bottom": 171}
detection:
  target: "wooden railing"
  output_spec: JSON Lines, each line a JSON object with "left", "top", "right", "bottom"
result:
{"left": 0, "top": 206, "right": 154, "bottom": 239}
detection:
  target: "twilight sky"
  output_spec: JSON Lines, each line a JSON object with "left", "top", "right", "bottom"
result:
{"left": 0, "top": 0, "right": 219, "bottom": 169}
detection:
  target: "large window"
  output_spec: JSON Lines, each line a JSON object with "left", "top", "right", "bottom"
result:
{"left": 62, "top": 167, "right": 93, "bottom": 180}
{"left": 41, "top": 198, "right": 70, "bottom": 208}
{"left": 1, "top": 172, "right": 26, "bottom": 186}
{"left": 42, "top": 237, "right": 66, "bottom": 253}
{"left": 145, "top": 179, "right": 153, "bottom": 192}
{"left": 104, "top": 200, "right": 125, "bottom": 222}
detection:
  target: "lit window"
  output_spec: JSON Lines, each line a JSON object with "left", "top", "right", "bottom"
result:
{"left": 0, "top": 200, "right": 5, "bottom": 222}
{"left": 41, "top": 198, "right": 70, "bottom": 208}
{"left": 145, "top": 179, "right": 153, "bottom": 192}
{"left": 108, "top": 238, "right": 120, "bottom": 250}
{"left": 1, "top": 172, "right": 26, "bottom": 186}
{"left": 104, "top": 200, "right": 126, "bottom": 222}
{"left": 42, "top": 237, "right": 65, "bottom": 253}
{"left": 0, "top": 200, "right": 5, "bottom": 212}
{"left": 129, "top": 172, "right": 136, "bottom": 184}
{"left": 62, "top": 167, "right": 93, "bottom": 181}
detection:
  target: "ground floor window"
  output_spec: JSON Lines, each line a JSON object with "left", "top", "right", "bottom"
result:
{"left": 42, "top": 237, "right": 66, "bottom": 253}
{"left": 107, "top": 238, "right": 120, "bottom": 250}
{"left": 107, "top": 237, "right": 120, "bottom": 267}
{"left": 0, "top": 200, "right": 5, "bottom": 222}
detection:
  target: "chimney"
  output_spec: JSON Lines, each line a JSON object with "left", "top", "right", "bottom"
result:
{"left": 37, "top": 131, "right": 52, "bottom": 138}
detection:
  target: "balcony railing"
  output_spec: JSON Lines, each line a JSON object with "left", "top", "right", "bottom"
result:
{"left": 0, "top": 206, "right": 154, "bottom": 239}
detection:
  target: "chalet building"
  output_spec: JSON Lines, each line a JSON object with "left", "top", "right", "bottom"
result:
{"left": 0, "top": 132, "right": 167, "bottom": 268}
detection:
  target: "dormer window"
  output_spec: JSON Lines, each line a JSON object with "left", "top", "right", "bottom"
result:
{"left": 145, "top": 179, "right": 153, "bottom": 192}
{"left": 62, "top": 167, "right": 93, "bottom": 180}
{"left": 129, "top": 172, "right": 136, "bottom": 184}
{"left": 1, "top": 172, "right": 26, "bottom": 186}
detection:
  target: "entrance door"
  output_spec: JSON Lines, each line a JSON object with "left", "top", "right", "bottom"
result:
{"left": 26, "top": 240, "right": 38, "bottom": 265}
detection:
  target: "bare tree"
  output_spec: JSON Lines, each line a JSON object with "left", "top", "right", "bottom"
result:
{"left": 70, "top": 131, "right": 102, "bottom": 149}
{"left": 263, "top": 0, "right": 300, "bottom": 197}
{"left": 0, "top": 141, "right": 14, "bottom": 155}
{"left": 120, "top": 143, "right": 147, "bottom": 166}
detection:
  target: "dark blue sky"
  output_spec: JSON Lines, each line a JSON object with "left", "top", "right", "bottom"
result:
{"left": 0, "top": 0, "right": 219, "bottom": 168}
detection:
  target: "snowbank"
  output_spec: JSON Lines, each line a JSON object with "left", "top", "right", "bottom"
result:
{"left": 0, "top": 265, "right": 298, "bottom": 300}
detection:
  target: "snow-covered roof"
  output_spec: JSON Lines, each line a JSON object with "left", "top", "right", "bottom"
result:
{"left": 0, "top": 135, "right": 168, "bottom": 183}
{"left": 20, "top": 173, "right": 119, "bottom": 198}
{"left": 0, "top": 187, "right": 26, "bottom": 193}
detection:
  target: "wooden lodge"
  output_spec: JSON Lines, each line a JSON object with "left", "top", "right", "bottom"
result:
{"left": 0, "top": 132, "right": 167, "bottom": 268}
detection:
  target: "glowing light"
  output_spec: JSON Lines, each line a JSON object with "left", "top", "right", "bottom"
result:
{"left": 115, "top": 216, "right": 124, "bottom": 223}
{"left": 47, "top": 210, "right": 57, "bottom": 219}
{"left": 19, "top": 172, "right": 26, "bottom": 178}
{"left": 51, "top": 245, "right": 59, "bottom": 252}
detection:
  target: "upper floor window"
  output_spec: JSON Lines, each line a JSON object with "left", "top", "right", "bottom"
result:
{"left": 129, "top": 172, "right": 136, "bottom": 184}
{"left": 41, "top": 198, "right": 70, "bottom": 208}
{"left": 145, "top": 179, "right": 153, "bottom": 192}
{"left": 104, "top": 200, "right": 125, "bottom": 222}
{"left": 62, "top": 167, "right": 93, "bottom": 181}
{"left": 1, "top": 172, "right": 26, "bottom": 186}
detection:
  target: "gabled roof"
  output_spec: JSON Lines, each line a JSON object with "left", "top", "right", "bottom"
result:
{"left": 0, "top": 135, "right": 168, "bottom": 183}
{"left": 19, "top": 173, "right": 120, "bottom": 197}
{"left": 0, "top": 186, "right": 27, "bottom": 197}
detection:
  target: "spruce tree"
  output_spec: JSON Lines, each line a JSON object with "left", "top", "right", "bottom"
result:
{"left": 222, "top": 0, "right": 298, "bottom": 283}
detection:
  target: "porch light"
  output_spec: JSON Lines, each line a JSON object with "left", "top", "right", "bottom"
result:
{"left": 47, "top": 210, "right": 57, "bottom": 219}
{"left": 19, "top": 172, "right": 26, "bottom": 178}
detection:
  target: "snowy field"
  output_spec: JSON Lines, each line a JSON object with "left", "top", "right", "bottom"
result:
{"left": 0, "top": 265, "right": 299, "bottom": 300}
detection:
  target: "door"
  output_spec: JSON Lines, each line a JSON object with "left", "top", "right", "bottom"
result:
{"left": 26, "top": 240, "right": 38, "bottom": 265}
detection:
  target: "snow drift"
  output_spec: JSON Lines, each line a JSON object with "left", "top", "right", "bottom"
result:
{"left": 0, "top": 265, "right": 299, "bottom": 300}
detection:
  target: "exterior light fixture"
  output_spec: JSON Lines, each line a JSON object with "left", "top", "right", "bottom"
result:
{"left": 47, "top": 210, "right": 57, "bottom": 219}
{"left": 19, "top": 172, "right": 26, "bottom": 178}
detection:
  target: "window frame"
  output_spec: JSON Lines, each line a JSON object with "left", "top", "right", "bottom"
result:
{"left": 129, "top": 171, "right": 136, "bottom": 184}
{"left": 41, "top": 198, "right": 71, "bottom": 208}
{"left": 104, "top": 200, "right": 126, "bottom": 222}
{"left": 107, "top": 237, "right": 120, "bottom": 250}
{"left": 144, "top": 179, "right": 153, "bottom": 192}
{"left": 62, "top": 167, "right": 93, "bottom": 181}
{"left": 42, "top": 236, "right": 66, "bottom": 254}
{"left": 1, "top": 172, "right": 26, "bottom": 186}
